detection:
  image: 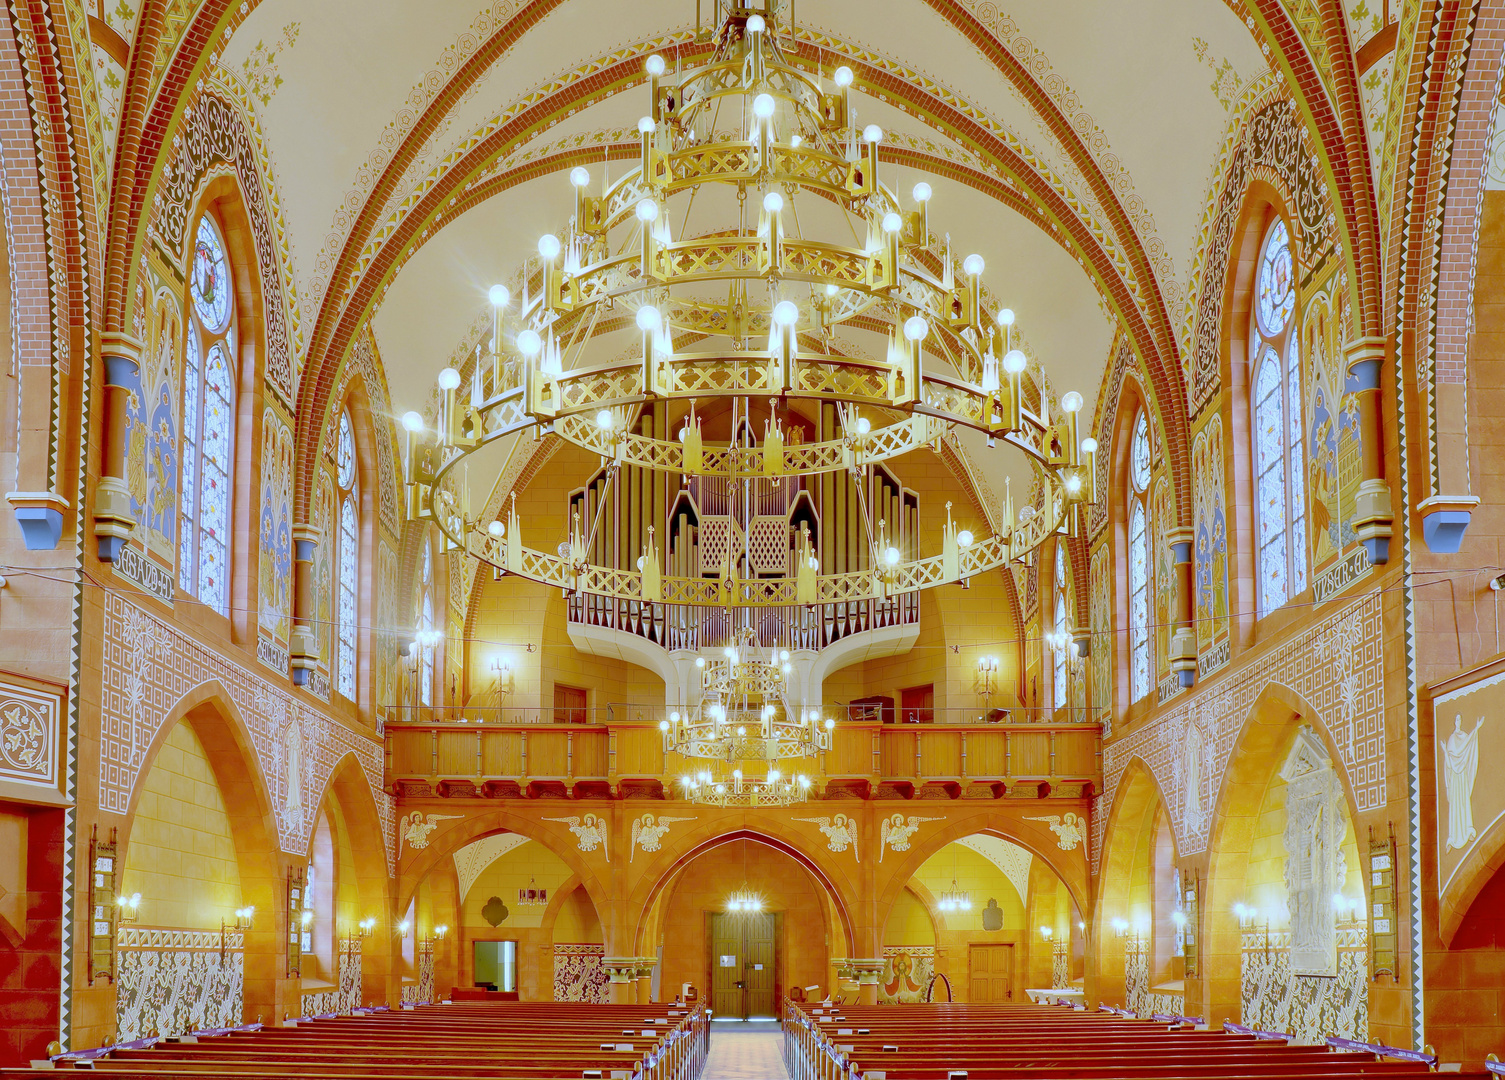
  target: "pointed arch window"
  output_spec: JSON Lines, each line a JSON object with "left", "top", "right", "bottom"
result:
{"left": 419, "top": 543, "right": 434, "bottom": 708}
{"left": 1128, "top": 411, "right": 1151, "bottom": 703}
{"left": 335, "top": 411, "right": 358, "bottom": 700}
{"left": 178, "top": 214, "right": 237, "bottom": 616}
{"left": 1053, "top": 545, "right": 1068, "bottom": 712}
{"left": 1249, "top": 218, "right": 1307, "bottom": 617}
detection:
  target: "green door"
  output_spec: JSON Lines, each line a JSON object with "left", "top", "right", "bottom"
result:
{"left": 708, "top": 912, "right": 780, "bottom": 1018}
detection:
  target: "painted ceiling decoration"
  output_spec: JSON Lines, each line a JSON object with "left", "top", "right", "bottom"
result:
{"left": 80, "top": 0, "right": 1433, "bottom": 583}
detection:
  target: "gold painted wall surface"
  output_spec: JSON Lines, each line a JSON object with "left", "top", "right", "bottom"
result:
{"left": 119, "top": 722, "right": 241, "bottom": 930}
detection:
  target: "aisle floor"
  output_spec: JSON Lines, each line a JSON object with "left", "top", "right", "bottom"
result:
{"left": 702, "top": 1020, "right": 789, "bottom": 1080}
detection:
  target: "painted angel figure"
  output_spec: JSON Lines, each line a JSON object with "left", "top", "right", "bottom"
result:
{"left": 1443, "top": 713, "right": 1486, "bottom": 851}
{"left": 879, "top": 814, "right": 941, "bottom": 862}
{"left": 795, "top": 814, "right": 860, "bottom": 861}
{"left": 400, "top": 811, "right": 460, "bottom": 854}
{"left": 1025, "top": 812, "right": 1084, "bottom": 851}
{"left": 546, "top": 813, "right": 610, "bottom": 860}
{"left": 630, "top": 813, "right": 693, "bottom": 860}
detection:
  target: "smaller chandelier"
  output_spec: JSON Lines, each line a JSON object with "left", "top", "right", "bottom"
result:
{"left": 517, "top": 878, "right": 548, "bottom": 906}
{"left": 680, "top": 766, "right": 812, "bottom": 807}
{"left": 726, "top": 889, "right": 765, "bottom": 914}
{"left": 937, "top": 880, "right": 972, "bottom": 912}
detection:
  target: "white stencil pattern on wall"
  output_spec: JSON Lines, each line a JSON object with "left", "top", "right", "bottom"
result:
{"left": 1240, "top": 929, "right": 1367, "bottom": 1043}
{"left": 1093, "top": 590, "right": 1383, "bottom": 869}
{"left": 115, "top": 928, "right": 243, "bottom": 1041}
{"left": 401, "top": 953, "right": 436, "bottom": 1005}
{"left": 1051, "top": 950, "right": 1068, "bottom": 990}
{"left": 554, "top": 944, "right": 609, "bottom": 1003}
{"left": 98, "top": 594, "right": 395, "bottom": 870}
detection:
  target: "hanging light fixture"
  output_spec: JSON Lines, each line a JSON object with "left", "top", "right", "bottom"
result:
{"left": 937, "top": 879, "right": 972, "bottom": 912}
{"left": 401, "top": 3, "right": 1094, "bottom": 622}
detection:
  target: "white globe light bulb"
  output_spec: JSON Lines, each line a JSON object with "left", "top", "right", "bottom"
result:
{"left": 402, "top": 411, "right": 424, "bottom": 433}
{"left": 569, "top": 167, "right": 590, "bottom": 188}
{"left": 516, "top": 329, "right": 542, "bottom": 357}
{"left": 636, "top": 305, "right": 661, "bottom": 331}
{"left": 863, "top": 124, "right": 883, "bottom": 144}
{"left": 882, "top": 212, "right": 903, "bottom": 233}
{"left": 1003, "top": 349, "right": 1027, "bottom": 374}
{"left": 638, "top": 115, "right": 656, "bottom": 134}
{"left": 597, "top": 410, "right": 614, "bottom": 431}
{"left": 645, "top": 54, "right": 666, "bottom": 77}
{"left": 489, "top": 283, "right": 510, "bottom": 307}
{"left": 834, "top": 66, "right": 854, "bottom": 88}
{"left": 763, "top": 190, "right": 784, "bottom": 213}
{"left": 855, "top": 416, "right": 871, "bottom": 435}
{"left": 963, "top": 253, "right": 985, "bottom": 277}
{"left": 437, "top": 367, "right": 462, "bottom": 391}
{"left": 912, "top": 182, "right": 932, "bottom": 203}
{"left": 746, "top": 13, "right": 765, "bottom": 32}
{"left": 488, "top": 520, "right": 505, "bottom": 537}
{"left": 772, "top": 300, "right": 799, "bottom": 326}
{"left": 997, "top": 307, "right": 1016, "bottom": 327}
{"left": 537, "top": 234, "right": 561, "bottom": 260}
{"left": 1081, "top": 437, "right": 1098, "bottom": 454}
{"left": 753, "top": 93, "right": 776, "bottom": 119}
{"left": 636, "top": 198, "right": 659, "bottom": 222}
{"left": 886, "top": 546, "right": 901, "bottom": 566}
{"left": 1061, "top": 390, "right": 1084, "bottom": 413}
{"left": 904, "top": 315, "right": 929, "bottom": 341}
{"left": 957, "top": 530, "right": 973, "bottom": 548}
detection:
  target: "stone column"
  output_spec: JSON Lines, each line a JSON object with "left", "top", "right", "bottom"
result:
{"left": 94, "top": 332, "right": 143, "bottom": 561}
{"left": 290, "top": 525, "right": 323, "bottom": 686}
{"left": 1344, "top": 337, "right": 1393, "bottom": 564}
{"left": 603, "top": 957, "right": 639, "bottom": 1004}
{"left": 635, "top": 956, "right": 657, "bottom": 1004}
{"left": 848, "top": 958, "right": 885, "bottom": 1006}
{"left": 1166, "top": 526, "right": 1196, "bottom": 687}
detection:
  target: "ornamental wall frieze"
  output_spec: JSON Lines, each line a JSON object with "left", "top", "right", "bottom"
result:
{"left": 99, "top": 593, "right": 396, "bottom": 872}
{"left": 0, "top": 678, "right": 61, "bottom": 791}
{"left": 1092, "top": 588, "right": 1385, "bottom": 871}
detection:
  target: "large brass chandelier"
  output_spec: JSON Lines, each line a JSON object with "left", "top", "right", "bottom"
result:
{"left": 402, "top": 2, "right": 1097, "bottom": 621}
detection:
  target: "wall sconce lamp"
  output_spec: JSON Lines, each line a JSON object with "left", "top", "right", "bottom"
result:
{"left": 1333, "top": 893, "right": 1361, "bottom": 927}
{"left": 976, "top": 655, "right": 1000, "bottom": 703}
{"left": 421, "top": 923, "right": 449, "bottom": 956}
{"left": 1038, "top": 925, "right": 1052, "bottom": 942}
{"left": 1171, "top": 910, "right": 1187, "bottom": 931}
{"left": 1110, "top": 917, "right": 1128, "bottom": 939}
{"left": 490, "top": 654, "right": 515, "bottom": 706}
{"left": 397, "top": 920, "right": 411, "bottom": 937}
{"left": 116, "top": 892, "right": 141, "bottom": 924}
{"left": 221, "top": 906, "right": 253, "bottom": 960}
{"left": 1232, "top": 903, "right": 1258, "bottom": 930}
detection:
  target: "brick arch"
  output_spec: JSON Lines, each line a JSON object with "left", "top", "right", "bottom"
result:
{"left": 1199, "top": 680, "right": 1362, "bottom": 1027}
{"left": 115, "top": 679, "right": 285, "bottom": 1025}
{"left": 395, "top": 813, "right": 612, "bottom": 948}
{"left": 627, "top": 825, "right": 858, "bottom": 958}
{"left": 871, "top": 817, "right": 1089, "bottom": 954}
{"left": 1091, "top": 758, "right": 1171, "bottom": 1005}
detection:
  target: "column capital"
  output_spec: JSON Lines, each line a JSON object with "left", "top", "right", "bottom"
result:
{"left": 1341, "top": 335, "right": 1386, "bottom": 387}
{"left": 1165, "top": 526, "right": 1194, "bottom": 562}
{"left": 601, "top": 956, "right": 645, "bottom": 983}
{"left": 99, "top": 331, "right": 144, "bottom": 363}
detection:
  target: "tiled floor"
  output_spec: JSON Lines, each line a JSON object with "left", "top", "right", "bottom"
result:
{"left": 703, "top": 1020, "right": 789, "bottom": 1079}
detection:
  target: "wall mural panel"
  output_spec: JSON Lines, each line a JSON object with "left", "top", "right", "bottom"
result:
{"left": 1433, "top": 666, "right": 1505, "bottom": 901}
{"left": 121, "top": 280, "right": 182, "bottom": 577}
{"left": 553, "top": 944, "right": 609, "bottom": 1003}
{"left": 880, "top": 945, "right": 935, "bottom": 1003}
{"left": 1192, "top": 414, "right": 1230, "bottom": 676}
{"left": 308, "top": 472, "right": 336, "bottom": 703}
{"left": 0, "top": 676, "right": 61, "bottom": 791}
{"left": 99, "top": 593, "right": 395, "bottom": 870}
{"left": 1090, "top": 545, "right": 1111, "bottom": 732}
{"left": 257, "top": 407, "right": 295, "bottom": 673}
{"left": 1094, "top": 590, "right": 1384, "bottom": 869}
{"left": 115, "top": 928, "right": 243, "bottom": 1041}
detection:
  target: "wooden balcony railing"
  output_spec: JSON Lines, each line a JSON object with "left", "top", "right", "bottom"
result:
{"left": 384, "top": 717, "right": 1101, "bottom": 799}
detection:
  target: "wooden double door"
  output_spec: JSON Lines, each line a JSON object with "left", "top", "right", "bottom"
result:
{"left": 969, "top": 943, "right": 1015, "bottom": 1002}
{"left": 708, "top": 912, "right": 778, "bottom": 1018}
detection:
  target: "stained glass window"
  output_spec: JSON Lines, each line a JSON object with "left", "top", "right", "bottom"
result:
{"left": 1248, "top": 216, "right": 1307, "bottom": 618}
{"left": 419, "top": 543, "right": 434, "bottom": 708}
{"left": 1129, "top": 501, "right": 1149, "bottom": 703}
{"left": 1255, "top": 218, "right": 1293, "bottom": 337}
{"left": 179, "top": 213, "right": 236, "bottom": 617}
{"left": 335, "top": 411, "right": 358, "bottom": 701}
{"left": 1130, "top": 411, "right": 1151, "bottom": 492}
{"left": 1053, "top": 546, "right": 1068, "bottom": 712}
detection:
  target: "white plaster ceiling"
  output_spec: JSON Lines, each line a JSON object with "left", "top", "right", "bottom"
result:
{"left": 453, "top": 832, "right": 531, "bottom": 900}
{"left": 219, "top": 0, "right": 1268, "bottom": 522}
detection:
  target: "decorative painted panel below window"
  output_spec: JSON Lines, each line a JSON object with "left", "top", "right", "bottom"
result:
{"left": 115, "top": 928, "right": 243, "bottom": 1041}
{"left": 553, "top": 943, "right": 609, "bottom": 1002}
{"left": 880, "top": 946, "right": 935, "bottom": 1003}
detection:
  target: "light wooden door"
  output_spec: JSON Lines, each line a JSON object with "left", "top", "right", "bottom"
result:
{"left": 969, "top": 943, "right": 1014, "bottom": 1002}
{"left": 744, "top": 913, "right": 776, "bottom": 1017}
{"left": 708, "top": 912, "right": 779, "bottom": 1018}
